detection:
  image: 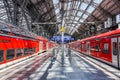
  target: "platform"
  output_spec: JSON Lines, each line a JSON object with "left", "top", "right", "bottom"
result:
{"left": 0, "top": 48, "right": 120, "bottom": 80}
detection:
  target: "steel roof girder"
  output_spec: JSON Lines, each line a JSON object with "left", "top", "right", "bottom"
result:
{"left": 97, "top": 6, "right": 113, "bottom": 18}
{"left": 111, "top": 0, "right": 120, "bottom": 10}
{"left": 90, "top": 15, "right": 101, "bottom": 21}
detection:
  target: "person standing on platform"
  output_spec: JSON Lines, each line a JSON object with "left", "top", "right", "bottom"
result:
{"left": 68, "top": 48, "right": 71, "bottom": 58}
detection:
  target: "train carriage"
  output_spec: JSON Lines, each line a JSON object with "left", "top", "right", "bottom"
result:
{"left": 68, "top": 29, "right": 120, "bottom": 69}
{"left": 0, "top": 21, "right": 51, "bottom": 66}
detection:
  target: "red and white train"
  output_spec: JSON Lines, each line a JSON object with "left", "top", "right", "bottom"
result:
{"left": 67, "top": 29, "right": 120, "bottom": 69}
{"left": 0, "top": 21, "right": 57, "bottom": 69}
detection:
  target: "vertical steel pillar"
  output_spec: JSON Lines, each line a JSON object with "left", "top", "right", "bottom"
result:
{"left": 61, "top": 10, "right": 65, "bottom": 65}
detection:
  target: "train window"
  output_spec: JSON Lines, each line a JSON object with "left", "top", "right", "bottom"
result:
{"left": 102, "top": 43, "right": 109, "bottom": 54}
{"left": 33, "top": 48, "right": 36, "bottom": 53}
{"left": 29, "top": 48, "right": 32, "bottom": 53}
{"left": 77, "top": 43, "right": 80, "bottom": 48}
{"left": 24, "top": 48, "right": 29, "bottom": 55}
{"left": 82, "top": 44, "right": 86, "bottom": 50}
{"left": 90, "top": 46, "right": 95, "bottom": 51}
{"left": 96, "top": 44, "right": 100, "bottom": 52}
{"left": 29, "top": 48, "right": 36, "bottom": 53}
{"left": 17, "top": 49, "right": 23, "bottom": 57}
{"left": 113, "top": 42, "right": 118, "bottom": 55}
{"left": 0, "top": 50, "right": 4, "bottom": 62}
{"left": 7, "top": 49, "right": 15, "bottom": 60}
{"left": 77, "top": 44, "right": 80, "bottom": 48}
{"left": 29, "top": 48, "right": 34, "bottom": 54}
{"left": 82, "top": 44, "right": 84, "bottom": 49}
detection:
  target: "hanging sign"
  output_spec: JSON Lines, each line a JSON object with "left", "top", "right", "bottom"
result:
{"left": 61, "top": 27, "right": 65, "bottom": 32}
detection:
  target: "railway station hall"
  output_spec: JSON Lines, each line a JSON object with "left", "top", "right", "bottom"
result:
{"left": 0, "top": 0, "right": 120, "bottom": 80}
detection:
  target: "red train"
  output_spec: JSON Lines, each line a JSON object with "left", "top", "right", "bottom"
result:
{"left": 67, "top": 29, "right": 120, "bottom": 69}
{"left": 0, "top": 21, "right": 57, "bottom": 69}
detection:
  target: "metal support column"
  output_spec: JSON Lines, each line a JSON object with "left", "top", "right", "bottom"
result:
{"left": 61, "top": 9, "right": 65, "bottom": 66}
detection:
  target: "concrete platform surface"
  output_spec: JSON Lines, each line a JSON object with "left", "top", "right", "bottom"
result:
{"left": 0, "top": 48, "right": 120, "bottom": 80}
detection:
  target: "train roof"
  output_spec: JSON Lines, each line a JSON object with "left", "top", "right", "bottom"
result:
{"left": 36, "top": 36, "right": 48, "bottom": 42}
{"left": 80, "top": 29, "right": 120, "bottom": 42}
{"left": 97, "top": 29, "right": 120, "bottom": 38}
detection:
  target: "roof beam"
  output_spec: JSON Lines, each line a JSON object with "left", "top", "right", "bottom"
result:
{"left": 91, "top": 15, "right": 101, "bottom": 21}
{"left": 65, "top": 9, "right": 90, "bottom": 15}
{"left": 111, "top": 0, "right": 120, "bottom": 8}
{"left": 97, "top": 6, "right": 113, "bottom": 18}
{"left": 39, "top": 7, "right": 54, "bottom": 21}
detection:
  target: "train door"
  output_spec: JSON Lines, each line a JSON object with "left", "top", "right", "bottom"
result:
{"left": 39, "top": 41, "right": 43, "bottom": 52}
{"left": 87, "top": 41, "right": 90, "bottom": 55}
{"left": 111, "top": 38, "right": 118, "bottom": 67}
{"left": 46, "top": 42, "right": 49, "bottom": 50}
{"left": 119, "top": 37, "right": 120, "bottom": 68}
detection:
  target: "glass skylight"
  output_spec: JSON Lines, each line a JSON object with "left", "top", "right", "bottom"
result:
{"left": 55, "top": 8, "right": 59, "bottom": 14}
{"left": 76, "top": 25, "right": 80, "bottom": 29}
{"left": 77, "top": 11, "right": 82, "bottom": 16}
{"left": 72, "top": 24, "right": 75, "bottom": 26}
{"left": 53, "top": 0, "right": 59, "bottom": 4}
{"left": 93, "top": 0, "right": 103, "bottom": 4}
{"left": 80, "top": 3, "right": 88, "bottom": 10}
{"left": 68, "top": 2, "right": 71, "bottom": 9}
{"left": 53, "top": 0, "right": 103, "bottom": 35}
{"left": 87, "top": 6, "right": 95, "bottom": 13}
{"left": 79, "top": 19, "right": 84, "bottom": 22}
{"left": 53, "top": 0, "right": 59, "bottom": 21}
{"left": 83, "top": 14, "right": 88, "bottom": 19}
{"left": 75, "top": 17, "right": 79, "bottom": 21}
{"left": 70, "top": 16, "right": 74, "bottom": 20}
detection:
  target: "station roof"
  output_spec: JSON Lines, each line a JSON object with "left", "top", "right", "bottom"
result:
{"left": 53, "top": 0, "right": 103, "bottom": 35}
{"left": 0, "top": 0, "right": 120, "bottom": 39}
{"left": 74, "top": 0, "right": 120, "bottom": 37}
